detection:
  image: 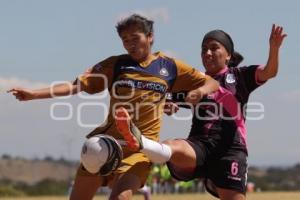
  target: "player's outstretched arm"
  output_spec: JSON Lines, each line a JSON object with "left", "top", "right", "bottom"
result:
{"left": 257, "top": 24, "right": 287, "bottom": 82}
{"left": 185, "top": 77, "right": 219, "bottom": 105}
{"left": 7, "top": 82, "right": 79, "bottom": 101}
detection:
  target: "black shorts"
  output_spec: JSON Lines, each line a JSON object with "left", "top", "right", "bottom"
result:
{"left": 167, "top": 137, "right": 248, "bottom": 197}
{"left": 204, "top": 149, "right": 248, "bottom": 197}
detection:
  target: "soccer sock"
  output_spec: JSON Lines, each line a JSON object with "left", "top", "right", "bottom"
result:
{"left": 140, "top": 136, "right": 172, "bottom": 164}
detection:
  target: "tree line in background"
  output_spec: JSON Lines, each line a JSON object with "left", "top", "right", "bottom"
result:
{"left": 0, "top": 155, "right": 300, "bottom": 197}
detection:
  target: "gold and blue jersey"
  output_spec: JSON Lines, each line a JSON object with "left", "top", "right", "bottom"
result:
{"left": 77, "top": 51, "right": 210, "bottom": 142}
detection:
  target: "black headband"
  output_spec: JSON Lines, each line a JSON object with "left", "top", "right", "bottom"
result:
{"left": 202, "top": 30, "right": 234, "bottom": 54}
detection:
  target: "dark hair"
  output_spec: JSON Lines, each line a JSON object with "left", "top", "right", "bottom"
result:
{"left": 228, "top": 51, "right": 244, "bottom": 68}
{"left": 116, "top": 14, "right": 154, "bottom": 37}
{"left": 202, "top": 30, "right": 244, "bottom": 67}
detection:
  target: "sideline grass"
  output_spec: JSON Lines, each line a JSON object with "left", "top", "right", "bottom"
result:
{"left": 2, "top": 192, "right": 300, "bottom": 200}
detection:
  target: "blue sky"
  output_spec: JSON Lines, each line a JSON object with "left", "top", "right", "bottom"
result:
{"left": 0, "top": 0, "right": 299, "bottom": 166}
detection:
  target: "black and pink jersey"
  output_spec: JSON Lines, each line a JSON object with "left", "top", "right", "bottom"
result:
{"left": 170, "top": 65, "right": 265, "bottom": 154}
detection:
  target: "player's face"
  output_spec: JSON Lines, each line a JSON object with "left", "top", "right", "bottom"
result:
{"left": 120, "top": 25, "right": 153, "bottom": 62}
{"left": 201, "top": 39, "right": 231, "bottom": 75}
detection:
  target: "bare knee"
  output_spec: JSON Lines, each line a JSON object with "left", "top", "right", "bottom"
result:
{"left": 109, "top": 191, "right": 132, "bottom": 200}
{"left": 109, "top": 173, "right": 141, "bottom": 200}
{"left": 163, "top": 139, "right": 196, "bottom": 168}
{"left": 217, "top": 188, "right": 246, "bottom": 200}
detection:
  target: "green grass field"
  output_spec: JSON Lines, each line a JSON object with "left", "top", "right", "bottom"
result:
{"left": 2, "top": 192, "right": 300, "bottom": 200}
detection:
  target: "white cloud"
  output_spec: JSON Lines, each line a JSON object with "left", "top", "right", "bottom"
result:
{"left": 0, "top": 77, "right": 49, "bottom": 92}
{"left": 117, "top": 7, "right": 170, "bottom": 24}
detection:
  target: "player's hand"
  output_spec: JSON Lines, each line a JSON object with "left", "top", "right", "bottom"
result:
{"left": 7, "top": 88, "right": 36, "bottom": 101}
{"left": 185, "top": 88, "right": 204, "bottom": 105}
{"left": 164, "top": 101, "right": 179, "bottom": 116}
{"left": 269, "top": 24, "right": 287, "bottom": 49}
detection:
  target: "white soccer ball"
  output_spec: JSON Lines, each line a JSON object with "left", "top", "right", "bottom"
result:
{"left": 80, "top": 134, "right": 123, "bottom": 175}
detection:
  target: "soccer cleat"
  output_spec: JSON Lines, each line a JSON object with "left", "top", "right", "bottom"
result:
{"left": 114, "top": 107, "right": 143, "bottom": 151}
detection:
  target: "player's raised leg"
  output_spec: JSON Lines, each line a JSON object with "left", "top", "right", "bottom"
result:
{"left": 115, "top": 107, "right": 172, "bottom": 164}
{"left": 114, "top": 107, "right": 143, "bottom": 151}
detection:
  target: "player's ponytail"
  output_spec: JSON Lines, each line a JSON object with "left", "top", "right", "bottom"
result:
{"left": 228, "top": 51, "right": 244, "bottom": 68}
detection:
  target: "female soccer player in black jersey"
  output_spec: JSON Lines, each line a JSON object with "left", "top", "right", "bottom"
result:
{"left": 115, "top": 24, "right": 286, "bottom": 200}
